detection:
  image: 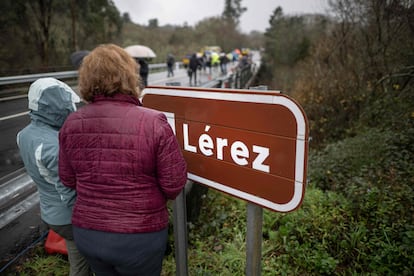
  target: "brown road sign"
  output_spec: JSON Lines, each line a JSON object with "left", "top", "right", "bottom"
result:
{"left": 142, "top": 86, "right": 309, "bottom": 212}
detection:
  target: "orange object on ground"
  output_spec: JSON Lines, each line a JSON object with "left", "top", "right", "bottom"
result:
{"left": 44, "top": 229, "right": 68, "bottom": 255}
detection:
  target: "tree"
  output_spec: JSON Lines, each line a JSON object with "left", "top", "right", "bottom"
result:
{"left": 194, "top": 17, "right": 247, "bottom": 52}
{"left": 288, "top": 0, "right": 414, "bottom": 146}
{"left": 148, "top": 18, "right": 158, "bottom": 28}
{"left": 222, "top": 0, "right": 247, "bottom": 26}
{"left": 261, "top": 6, "right": 319, "bottom": 93}
{"left": 265, "top": 7, "right": 313, "bottom": 66}
{"left": 0, "top": 0, "right": 38, "bottom": 74}
{"left": 75, "top": 0, "right": 123, "bottom": 49}
{"left": 122, "top": 12, "right": 132, "bottom": 23}
{"left": 25, "top": 0, "right": 55, "bottom": 67}
{"left": 0, "top": 0, "right": 124, "bottom": 73}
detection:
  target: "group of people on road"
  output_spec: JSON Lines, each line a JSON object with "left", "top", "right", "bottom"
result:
{"left": 160, "top": 49, "right": 254, "bottom": 87}
{"left": 17, "top": 43, "right": 188, "bottom": 276}
{"left": 185, "top": 50, "right": 252, "bottom": 86}
{"left": 185, "top": 51, "right": 231, "bottom": 86}
{"left": 165, "top": 52, "right": 216, "bottom": 86}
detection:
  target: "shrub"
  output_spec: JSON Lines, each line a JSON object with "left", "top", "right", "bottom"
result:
{"left": 307, "top": 126, "right": 414, "bottom": 274}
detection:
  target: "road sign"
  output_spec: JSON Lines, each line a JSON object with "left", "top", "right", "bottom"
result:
{"left": 142, "top": 86, "right": 309, "bottom": 212}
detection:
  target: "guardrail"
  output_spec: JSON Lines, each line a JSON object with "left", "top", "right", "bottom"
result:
{"left": 200, "top": 63, "right": 257, "bottom": 89}
{"left": 0, "top": 63, "right": 174, "bottom": 86}
{"left": 0, "top": 171, "right": 37, "bottom": 229}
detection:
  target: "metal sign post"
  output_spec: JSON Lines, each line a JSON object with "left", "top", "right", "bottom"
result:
{"left": 173, "top": 189, "right": 188, "bottom": 276}
{"left": 246, "top": 85, "right": 266, "bottom": 276}
{"left": 246, "top": 202, "right": 263, "bottom": 276}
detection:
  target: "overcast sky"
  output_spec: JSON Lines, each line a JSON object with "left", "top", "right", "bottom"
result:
{"left": 111, "top": 0, "right": 330, "bottom": 33}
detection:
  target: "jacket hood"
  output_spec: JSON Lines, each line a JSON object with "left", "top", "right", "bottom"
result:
{"left": 28, "top": 77, "right": 80, "bottom": 128}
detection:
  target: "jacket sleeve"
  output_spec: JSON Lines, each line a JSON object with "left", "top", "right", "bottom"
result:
{"left": 155, "top": 113, "right": 187, "bottom": 200}
{"left": 40, "top": 141, "right": 76, "bottom": 208}
{"left": 58, "top": 128, "right": 77, "bottom": 189}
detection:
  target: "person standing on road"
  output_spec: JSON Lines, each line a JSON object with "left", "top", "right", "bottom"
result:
{"left": 58, "top": 44, "right": 188, "bottom": 276}
{"left": 16, "top": 77, "right": 91, "bottom": 276}
{"left": 166, "top": 53, "right": 175, "bottom": 77}
{"left": 188, "top": 53, "right": 201, "bottom": 86}
{"left": 219, "top": 52, "right": 229, "bottom": 75}
{"left": 136, "top": 57, "right": 149, "bottom": 88}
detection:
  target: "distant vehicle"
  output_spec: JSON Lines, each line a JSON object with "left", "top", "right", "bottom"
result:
{"left": 241, "top": 48, "right": 251, "bottom": 55}
{"left": 201, "top": 46, "right": 222, "bottom": 55}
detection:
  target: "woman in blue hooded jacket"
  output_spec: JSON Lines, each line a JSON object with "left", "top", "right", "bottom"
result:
{"left": 16, "top": 77, "right": 91, "bottom": 276}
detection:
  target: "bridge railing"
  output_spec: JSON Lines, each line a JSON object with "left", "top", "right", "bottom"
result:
{"left": 0, "top": 63, "right": 176, "bottom": 86}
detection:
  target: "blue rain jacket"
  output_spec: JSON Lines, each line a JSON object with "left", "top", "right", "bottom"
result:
{"left": 16, "top": 77, "right": 80, "bottom": 225}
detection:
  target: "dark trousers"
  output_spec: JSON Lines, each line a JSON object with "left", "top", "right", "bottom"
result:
{"left": 189, "top": 69, "right": 197, "bottom": 84}
{"left": 73, "top": 226, "right": 168, "bottom": 276}
{"left": 167, "top": 65, "right": 174, "bottom": 77}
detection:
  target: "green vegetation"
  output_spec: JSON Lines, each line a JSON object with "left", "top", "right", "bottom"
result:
{"left": 2, "top": 0, "right": 414, "bottom": 275}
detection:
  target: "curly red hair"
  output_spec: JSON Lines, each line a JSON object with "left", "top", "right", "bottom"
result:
{"left": 78, "top": 44, "right": 141, "bottom": 102}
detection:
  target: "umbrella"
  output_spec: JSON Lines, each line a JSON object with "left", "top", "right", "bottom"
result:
{"left": 70, "top": 50, "right": 90, "bottom": 69}
{"left": 124, "top": 45, "right": 156, "bottom": 58}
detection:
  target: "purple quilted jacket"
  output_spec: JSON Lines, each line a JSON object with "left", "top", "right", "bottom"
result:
{"left": 58, "top": 94, "right": 187, "bottom": 233}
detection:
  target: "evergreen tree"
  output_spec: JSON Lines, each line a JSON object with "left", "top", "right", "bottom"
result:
{"left": 222, "top": 0, "right": 247, "bottom": 26}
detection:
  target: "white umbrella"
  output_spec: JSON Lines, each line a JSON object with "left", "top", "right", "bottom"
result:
{"left": 124, "top": 45, "right": 156, "bottom": 58}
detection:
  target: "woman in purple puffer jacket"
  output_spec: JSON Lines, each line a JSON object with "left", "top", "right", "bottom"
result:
{"left": 58, "top": 44, "right": 187, "bottom": 276}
